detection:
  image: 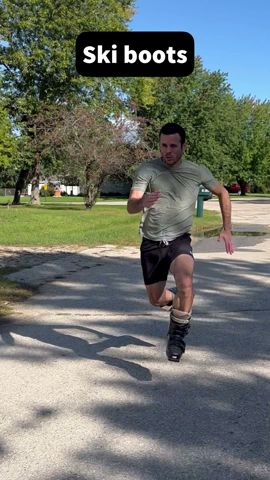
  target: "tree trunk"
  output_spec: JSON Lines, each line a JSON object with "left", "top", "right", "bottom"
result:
{"left": 84, "top": 164, "right": 103, "bottom": 209}
{"left": 12, "top": 168, "right": 30, "bottom": 205}
{"left": 29, "top": 152, "right": 41, "bottom": 205}
{"left": 84, "top": 182, "right": 100, "bottom": 208}
{"left": 237, "top": 178, "right": 247, "bottom": 196}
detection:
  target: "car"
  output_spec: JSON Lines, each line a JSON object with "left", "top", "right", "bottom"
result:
{"left": 225, "top": 182, "right": 241, "bottom": 194}
{"left": 225, "top": 182, "right": 249, "bottom": 194}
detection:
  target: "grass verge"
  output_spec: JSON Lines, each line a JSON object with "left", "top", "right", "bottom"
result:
{"left": 0, "top": 278, "right": 34, "bottom": 318}
{"left": 0, "top": 204, "right": 222, "bottom": 247}
{"left": 1, "top": 193, "right": 269, "bottom": 206}
{"left": 0, "top": 204, "right": 222, "bottom": 316}
{"left": 0, "top": 195, "right": 128, "bottom": 204}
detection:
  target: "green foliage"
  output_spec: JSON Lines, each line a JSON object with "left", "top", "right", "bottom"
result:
{"left": 39, "top": 184, "right": 55, "bottom": 197}
{"left": 130, "top": 57, "right": 270, "bottom": 191}
{"left": 1, "top": 1, "right": 269, "bottom": 194}
{"left": 248, "top": 101, "right": 270, "bottom": 191}
{"left": 32, "top": 104, "right": 146, "bottom": 207}
{"left": 0, "top": 0, "right": 135, "bottom": 115}
{"left": 0, "top": 102, "right": 17, "bottom": 167}
{"left": 0, "top": 0, "right": 135, "bottom": 199}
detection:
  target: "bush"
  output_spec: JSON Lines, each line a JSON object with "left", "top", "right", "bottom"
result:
{"left": 40, "top": 185, "right": 54, "bottom": 197}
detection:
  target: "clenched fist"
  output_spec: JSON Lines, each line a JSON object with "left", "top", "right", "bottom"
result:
{"left": 142, "top": 192, "right": 161, "bottom": 208}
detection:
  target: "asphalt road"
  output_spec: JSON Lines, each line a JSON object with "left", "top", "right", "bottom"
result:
{"left": 0, "top": 199, "right": 270, "bottom": 480}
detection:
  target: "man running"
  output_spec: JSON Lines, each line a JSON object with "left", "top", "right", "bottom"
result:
{"left": 127, "top": 122, "right": 235, "bottom": 362}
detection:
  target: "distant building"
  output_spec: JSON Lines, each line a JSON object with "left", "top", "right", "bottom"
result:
{"left": 27, "top": 183, "right": 81, "bottom": 196}
{"left": 27, "top": 176, "right": 131, "bottom": 197}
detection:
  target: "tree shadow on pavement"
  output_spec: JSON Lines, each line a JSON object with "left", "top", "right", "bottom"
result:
{"left": 0, "top": 247, "right": 270, "bottom": 480}
{"left": 0, "top": 323, "right": 153, "bottom": 382}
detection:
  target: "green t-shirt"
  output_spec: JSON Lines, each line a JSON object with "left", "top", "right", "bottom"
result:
{"left": 131, "top": 158, "right": 218, "bottom": 241}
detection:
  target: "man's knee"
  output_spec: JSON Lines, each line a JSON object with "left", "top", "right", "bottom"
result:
{"left": 148, "top": 292, "right": 164, "bottom": 306}
{"left": 146, "top": 281, "right": 168, "bottom": 307}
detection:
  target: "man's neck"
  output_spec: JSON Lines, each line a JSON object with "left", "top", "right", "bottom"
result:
{"left": 161, "top": 158, "right": 183, "bottom": 169}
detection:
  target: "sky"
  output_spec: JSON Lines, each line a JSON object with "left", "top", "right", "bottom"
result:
{"left": 129, "top": 0, "right": 269, "bottom": 102}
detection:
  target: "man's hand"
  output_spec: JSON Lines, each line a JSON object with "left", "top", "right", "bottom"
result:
{"left": 218, "top": 229, "right": 235, "bottom": 255}
{"left": 127, "top": 190, "right": 160, "bottom": 214}
{"left": 142, "top": 192, "right": 160, "bottom": 208}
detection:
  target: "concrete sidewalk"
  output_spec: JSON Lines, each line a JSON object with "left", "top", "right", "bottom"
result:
{"left": 0, "top": 200, "right": 270, "bottom": 480}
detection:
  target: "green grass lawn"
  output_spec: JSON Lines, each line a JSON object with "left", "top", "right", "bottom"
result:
{"left": 0, "top": 278, "right": 33, "bottom": 317}
{"left": 0, "top": 204, "right": 221, "bottom": 316}
{"left": 1, "top": 192, "right": 269, "bottom": 207}
{"left": 0, "top": 195, "right": 127, "bottom": 204}
{"left": 228, "top": 193, "right": 270, "bottom": 200}
{"left": 0, "top": 195, "right": 85, "bottom": 204}
{"left": 0, "top": 204, "right": 222, "bottom": 248}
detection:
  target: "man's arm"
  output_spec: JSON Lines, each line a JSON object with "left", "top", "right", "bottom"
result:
{"left": 208, "top": 183, "right": 235, "bottom": 255}
{"left": 127, "top": 189, "right": 160, "bottom": 214}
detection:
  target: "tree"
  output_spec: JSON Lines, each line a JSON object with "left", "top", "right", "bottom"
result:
{"left": 0, "top": 102, "right": 17, "bottom": 168}
{"left": 130, "top": 58, "right": 237, "bottom": 179}
{"left": 0, "top": 0, "right": 135, "bottom": 204}
{"left": 129, "top": 58, "right": 270, "bottom": 193}
{"left": 220, "top": 96, "right": 270, "bottom": 195}
{"left": 34, "top": 105, "right": 147, "bottom": 207}
{"left": 248, "top": 100, "right": 270, "bottom": 193}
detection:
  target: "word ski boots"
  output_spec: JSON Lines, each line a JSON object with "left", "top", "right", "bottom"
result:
{"left": 166, "top": 309, "right": 191, "bottom": 362}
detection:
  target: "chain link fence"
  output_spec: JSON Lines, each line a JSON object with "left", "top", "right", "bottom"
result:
{"left": 0, "top": 188, "right": 15, "bottom": 196}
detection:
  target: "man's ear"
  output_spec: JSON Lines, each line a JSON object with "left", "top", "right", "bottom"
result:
{"left": 182, "top": 142, "right": 186, "bottom": 153}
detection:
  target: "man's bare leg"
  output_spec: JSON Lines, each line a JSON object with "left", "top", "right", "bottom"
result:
{"left": 145, "top": 281, "right": 175, "bottom": 307}
{"left": 170, "top": 254, "right": 194, "bottom": 313}
{"left": 166, "top": 254, "right": 194, "bottom": 361}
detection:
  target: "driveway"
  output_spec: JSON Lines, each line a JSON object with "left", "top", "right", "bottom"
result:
{"left": 0, "top": 199, "right": 269, "bottom": 480}
{"left": 204, "top": 197, "right": 270, "bottom": 231}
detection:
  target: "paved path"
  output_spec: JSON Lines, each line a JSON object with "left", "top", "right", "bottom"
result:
{"left": 203, "top": 197, "right": 270, "bottom": 232}
{"left": 0, "top": 199, "right": 270, "bottom": 480}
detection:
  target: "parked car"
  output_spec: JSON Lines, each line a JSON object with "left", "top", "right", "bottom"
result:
{"left": 225, "top": 182, "right": 249, "bottom": 194}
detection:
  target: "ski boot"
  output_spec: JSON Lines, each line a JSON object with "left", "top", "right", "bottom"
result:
{"left": 166, "top": 309, "right": 191, "bottom": 362}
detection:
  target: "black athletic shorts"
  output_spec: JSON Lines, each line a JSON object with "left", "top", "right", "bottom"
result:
{"left": 140, "top": 233, "right": 194, "bottom": 285}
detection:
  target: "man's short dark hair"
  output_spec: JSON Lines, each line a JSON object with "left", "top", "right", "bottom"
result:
{"left": 159, "top": 123, "right": 186, "bottom": 145}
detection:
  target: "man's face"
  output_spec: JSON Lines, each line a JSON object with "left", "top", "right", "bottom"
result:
{"left": 160, "top": 133, "right": 185, "bottom": 167}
